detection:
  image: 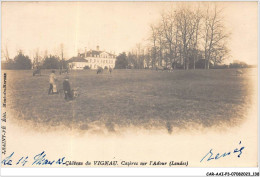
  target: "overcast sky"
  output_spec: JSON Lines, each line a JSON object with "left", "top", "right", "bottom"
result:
{"left": 1, "top": 1, "right": 258, "bottom": 64}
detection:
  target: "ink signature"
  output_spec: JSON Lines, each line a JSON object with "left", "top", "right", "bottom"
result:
{"left": 200, "top": 141, "right": 245, "bottom": 162}
{"left": 1, "top": 151, "right": 66, "bottom": 166}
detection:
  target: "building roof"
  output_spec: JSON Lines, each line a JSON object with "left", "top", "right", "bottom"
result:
{"left": 68, "top": 56, "right": 88, "bottom": 63}
{"left": 79, "top": 50, "right": 117, "bottom": 58}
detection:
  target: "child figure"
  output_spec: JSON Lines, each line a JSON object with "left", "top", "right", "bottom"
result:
{"left": 48, "top": 70, "right": 57, "bottom": 95}
{"left": 63, "top": 75, "right": 73, "bottom": 101}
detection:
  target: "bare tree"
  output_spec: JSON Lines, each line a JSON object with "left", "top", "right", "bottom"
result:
{"left": 2, "top": 45, "right": 10, "bottom": 61}
{"left": 156, "top": 25, "right": 165, "bottom": 67}
{"left": 177, "top": 7, "right": 199, "bottom": 70}
{"left": 212, "top": 45, "right": 230, "bottom": 66}
{"left": 60, "top": 43, "right": 64, "bottom": 71}
{"left": 44, "top": 50, "right": 48, "bottom": 59}
{"left": 33, "top": 48, "right": 40, "bottom": 69}
{"left": 60, "top": 43, "right": 64, "bottom": 60}
{"left": 190, "top": 7, "right": 202, "bottom": 69}
{"left": 161, "top": 10, "right": 175, "bottom": 68}
{"left": 135, "top": 43, "right": 145, "bottom": 69}
{"left": 150, "top": 24, "right": 158, "bottom": 68}
{"left": 145, "top": 3, "right": 230, "bottom": 70}
{"left": 202, "top": 4, "right": 230, "bottom": 69}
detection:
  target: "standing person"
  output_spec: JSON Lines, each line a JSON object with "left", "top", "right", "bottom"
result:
{"left": 63, "top": 75, "right": 73, "bottom": 101}
{"left": 48, "top": 70, "right": 56, "bottom": 95}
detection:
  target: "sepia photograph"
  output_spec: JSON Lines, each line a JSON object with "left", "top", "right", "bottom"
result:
{"left": 0, "top": 1, "right": 259, "bottom": 175}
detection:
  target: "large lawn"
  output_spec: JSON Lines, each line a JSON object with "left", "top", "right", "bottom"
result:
{"left": 4, "top": 68, "right": 255, "bottom": 133}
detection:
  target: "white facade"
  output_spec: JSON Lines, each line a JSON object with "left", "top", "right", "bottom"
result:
{"left": 87, "top": 57, "right": 116, "bottom": 69}
{"left": 68, "top": 61, "right": 88, "bottom": 70}
{"left": 68, "top": 48, "right": 116, "bottom": 70}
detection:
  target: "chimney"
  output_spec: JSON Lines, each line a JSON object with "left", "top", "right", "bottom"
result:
{"left": 96, "top": 45, "right": 99, "bottom": 51}
{"left": 85, "top": 47, "right": 87, "bottom": 58}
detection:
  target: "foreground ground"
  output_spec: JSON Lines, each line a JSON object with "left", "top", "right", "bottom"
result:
{"left": 4, "top": 68, "right": 256, "bottom": 133}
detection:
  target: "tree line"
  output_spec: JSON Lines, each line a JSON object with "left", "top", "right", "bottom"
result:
{"left": 1, "top": 44, "right": 67, "bottom": 70}
{"left": 116, "top": 4, "right": 230, "bottom": 70}
{"left": 1, "top": 50, "right": 67, "bottom": 70}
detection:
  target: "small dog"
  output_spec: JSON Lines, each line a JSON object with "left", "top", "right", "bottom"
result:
{"left": 72, "top": 88, "right": 79, "bottom": 98}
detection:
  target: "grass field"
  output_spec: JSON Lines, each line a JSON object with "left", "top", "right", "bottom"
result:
{"left": 4, "top": 68, "right": 256, "bottom": 133}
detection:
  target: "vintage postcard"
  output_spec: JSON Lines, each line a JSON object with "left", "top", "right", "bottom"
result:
{"left": 0, "top": 1, "right": 259, "bottom": 174}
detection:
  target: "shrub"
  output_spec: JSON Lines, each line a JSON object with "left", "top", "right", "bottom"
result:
{"left": 212, "top": 64, "right": 229, "bottom": 69}
{"left": 42, "top": 56, "right": 60, "bottom": 69}
{"left": 84, "top": 66, "right": 90, "bottom": 70}
{"left": 229, "top": 62, "right": 248, "bottom": 68}
{"left": 195, "top": 59, "right": 213, "bottom": 69}
{"left": 13, "top": 52, "right": 32, "bottom": 70}
{"left": 115, "top": 52, "right": 128, "bottom": 69}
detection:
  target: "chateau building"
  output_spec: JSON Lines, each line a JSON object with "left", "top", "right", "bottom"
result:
{"left": 68, "top": 46, "right": 116, "bottom": 70}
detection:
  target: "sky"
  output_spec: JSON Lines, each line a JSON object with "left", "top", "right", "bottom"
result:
{"left": 1, "top": 1, "right": 258, "bottom": 65}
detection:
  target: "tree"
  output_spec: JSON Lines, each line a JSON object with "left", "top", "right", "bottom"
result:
{"left": 32, "top": 48, "right": 41, "bottom": 69}
{"left": 60, "top": 43, "right": 64, "bottom": 61}
{"left": 150, "top": 24, "right": 158, "bottom": 68}
{"left": 202, "top": 4, "right": 230, "bottom": 69}
{"left": 13, "top": 50, "right": 32, "bottom": 70}
{"left": 42, "top": 55, "right": 60, "bottom": 69}
{"left": 144, "top": 48, "right": 151, "bottom": 68}
{"left": 2, "top": 45, "right": 10, "bottom": 61}
{"left": 115, "top": 52, "right": 128, "bottom": 69}
{"left": 212, "top": 45, "right": 229, "bottom": 66}
{"left": 161, "top": 10, "right": 175, "bottom": 68}
{"left": 146, "top": 3, "right": 229, "bottom": 70}
{"left": 190, "top": 7, "right": 202, "bottom": 69}
{"left": 149, "top": 23, "right": 166, "bottom": 68}
{"left": 135, "top": 43, "right": 145, "bottom": 69}
{"left": 1, "top": 60, "right": 15, "bottom": 70}
{"left": 59, "top": 43, "right": 67, "bottom": 70}
{"left": 127, "top": 52, "right": 138, "bottom": 69}
{"left": 177, "top": 7, "right": 200, "bottom": 70}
